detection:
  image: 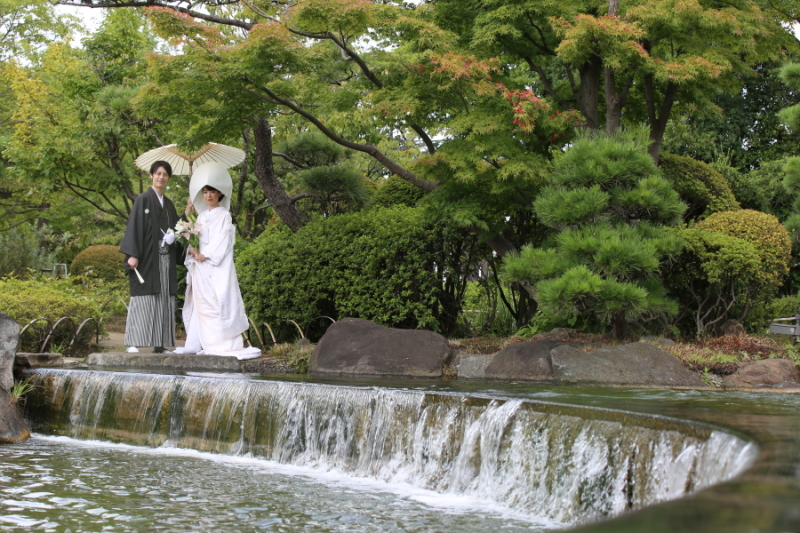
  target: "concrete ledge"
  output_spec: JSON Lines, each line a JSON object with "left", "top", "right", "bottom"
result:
{"left": 15, "top": 353, "right": 64, "bottom": 368}
{"left": 86, "top": 352, "right": 241, "bottom": 372}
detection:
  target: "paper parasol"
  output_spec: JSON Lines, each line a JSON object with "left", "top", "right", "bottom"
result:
{"left": 189, "top": 162, "right": 233, "bottom": 214}
{"left": 134, "top": 142, "right": 245, "bottom": 175}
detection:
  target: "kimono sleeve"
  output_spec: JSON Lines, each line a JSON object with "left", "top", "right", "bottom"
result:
{"left": 203, "top": 211, "right": 234, "bottom": 267}
{"left": 119, "top": 196, "right": 146, "bottom": 266}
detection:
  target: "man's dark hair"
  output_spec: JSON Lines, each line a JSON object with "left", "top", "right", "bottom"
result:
{"left": 150, "top": 160, "right": 173, "bottom": 177}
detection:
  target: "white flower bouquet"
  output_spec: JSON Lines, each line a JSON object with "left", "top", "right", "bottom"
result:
{"left": 174, "top": 216, "right": 202, "bottom": 250}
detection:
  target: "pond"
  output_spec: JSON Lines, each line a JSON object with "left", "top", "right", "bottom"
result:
{"left": 4, "top": 369, "right": 800, "bottom": 532}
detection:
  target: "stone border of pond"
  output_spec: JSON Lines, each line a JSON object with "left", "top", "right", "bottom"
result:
{"left": 9, "top": 316, "right": 800, "bottom": 393}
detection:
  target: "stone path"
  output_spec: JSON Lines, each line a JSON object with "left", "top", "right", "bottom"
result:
{"left": 98, "top": 331, "right": 185, "bottom": 353}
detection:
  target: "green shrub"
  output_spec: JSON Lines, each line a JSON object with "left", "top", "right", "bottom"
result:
{"left": 695, "top": 210, "right": 791, "bottom": 290}
{"left": 659, "top": 152, "right": 740, "bottom": 221}
{"left": 371, "top": 175, "right": 428, "bottom": 208}
{"left": 666, "top": 211, "right": 792, "bottom": 337}
{"left": 710, "top": 160, "right": 770, "bottom": 212}
{"left": 0, "top": 277, "right": 103, "bottom": 353}
{"left": 745, "top": 295, "right": 800, "bottom": 333}
{"left": 237, "top": 206, "right": 477, "bottom": 341}
{"left": 70, "top": 245, "right": 125, "bottom": 284}
{"left": 666, "top": 227, "right": 763, "bottom": 337}
{"left": 0, "top": 224, "right": 56, "bottom": 277}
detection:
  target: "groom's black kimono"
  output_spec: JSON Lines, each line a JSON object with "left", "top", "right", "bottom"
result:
{"left": 120, "top": 187, "right": 182, "bottom": 297}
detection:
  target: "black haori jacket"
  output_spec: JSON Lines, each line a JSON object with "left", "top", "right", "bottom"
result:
{"left": 119, "top": 187, "right": 183, "bottom": 297}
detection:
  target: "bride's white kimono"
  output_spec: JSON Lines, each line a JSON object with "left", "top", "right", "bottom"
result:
{"left": 175, "top": 206, "right": 260, "bottom": 360}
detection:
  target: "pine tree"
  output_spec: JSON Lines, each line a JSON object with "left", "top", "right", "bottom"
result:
{"left": 504, "top": 128, "right": 686, "bottom": 338}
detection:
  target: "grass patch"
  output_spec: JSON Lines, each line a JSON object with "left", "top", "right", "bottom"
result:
{"left": 663, "top": 335, "right": 783, "bottom": 375}
{"left": 10, "top": 378, "right": 35, "bottom": 405}
{"left": 267, "top": 341, "right": 313, "bottom": 373}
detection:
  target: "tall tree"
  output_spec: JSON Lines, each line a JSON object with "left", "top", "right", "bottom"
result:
{"left": 428, "top": 0, "right": 798, "bottom": 162}
{"left": 57, "top": 0, "right": 577, "bottom": 254}
{"left": 4, "top": 9, "right": 163, "bottom": 230}
{"left": 503, "top": 128, "right": 686, "bottom": 338}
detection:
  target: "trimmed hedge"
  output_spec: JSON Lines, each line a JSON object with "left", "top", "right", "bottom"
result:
{"left": 695, "top": 210, "right": 791, "bottom": 290}
{"left": 371, "top": 175, "right": 428, "bottom": 208}
{"left": 0, "top": 278, "right": 102, "bottom": 353}
{"left": 70, "top": 245, "right": 125, "bottom": 283}
{"left": 237, "top": 206, "right": 459, "bottom": 341}
{"left": 659, "top": 153, "right": 740, "bottom": 221}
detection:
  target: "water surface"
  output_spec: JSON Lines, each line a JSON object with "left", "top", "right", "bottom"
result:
{"left": 0, "top": 435, "right": 552, "bottom": 533}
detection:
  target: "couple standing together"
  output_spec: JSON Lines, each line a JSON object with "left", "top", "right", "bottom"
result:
{"left": 119, "top": 160, "right": 260, "bottom": 360}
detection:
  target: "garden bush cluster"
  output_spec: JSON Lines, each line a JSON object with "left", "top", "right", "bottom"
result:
{"left": 659, "top": 153, "right": 740, "bottom": 221}
{"left": 0, "top": 277, "right": 103, "bottom": 353}
{"left": 70, "top": 245, "right": 126, "bottom": 284}
{"left": 237, "top": 206, "right": 479, "bottom": 341}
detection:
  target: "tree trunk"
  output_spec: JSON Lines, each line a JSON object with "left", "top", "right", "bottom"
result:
{"left": 231, "top": 128, "right": 250, "bottom": 220}
{"left": 253, "top": 117, "right": 309, "bottom": 232}
{"left": 604, "top": 69, "right": 633, "bottom": 136}
{"left": 643, "top": 77, "right": 678, "bottom": 165}
{"left": 577, "top": 56, "right": 603, "bottom": 132}
{"left": 612, "top": 312, "right": 627, "bottom": 340}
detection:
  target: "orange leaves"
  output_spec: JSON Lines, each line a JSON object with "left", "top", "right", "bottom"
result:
{"left": 144, "top": 7, "right": 225, "bottom": 49}
{"left": 503, "top": 88, "right": 548, "bottom": 133}
{"left": 498, "top": 86, "right": 581, "bottom": 135}
{"left": 552, "top": 14, "right": 645, "bottom": 68}
{"left": 653, "top": 55, "right": 727, "bottom": 83}
{"left": 428, "top": 52, "right": 499, "bottom": 83}
{"left": 249, "top": 21, "right": 295, "bottom": 43}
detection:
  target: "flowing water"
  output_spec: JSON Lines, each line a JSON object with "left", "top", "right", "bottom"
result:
{"left": 1, "top": 369, "right": 766, "bottom": 532}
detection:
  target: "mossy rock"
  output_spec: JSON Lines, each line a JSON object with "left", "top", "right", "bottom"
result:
{"left": 70, "top": 245, "right": 124, "bottom": 283}
{"left": 659, "top": 153, "right": 740, "bottom": 221}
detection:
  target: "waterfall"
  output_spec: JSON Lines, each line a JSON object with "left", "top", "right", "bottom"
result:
{"left": 23, "top": 369, "right": 756, "bottom": 526}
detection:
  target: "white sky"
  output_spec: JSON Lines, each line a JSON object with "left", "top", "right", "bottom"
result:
{"left": 54, "top": 4, "right": 104, "bottom": 42}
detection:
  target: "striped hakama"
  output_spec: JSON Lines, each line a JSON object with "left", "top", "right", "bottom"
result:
{"left": 124, "top": 248, "right": 176, "bottom": 348}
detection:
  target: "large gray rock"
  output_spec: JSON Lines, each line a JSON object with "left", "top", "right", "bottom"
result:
{"left": 483, "top": 340, "right": 566, "bottom": 381}
{"left": 0, "top": 311, "right": 30, "bottom": 443}
{"left": 723, "top": 359, "right": 800, "bottom": 389}
{"left": 551, "top": 342, "right": 706, "bottom": 387}
{"left": 0, "top": 311, "right": 19, "bottom": 392}
{"left": 454, "top": 352, "right": 495, "bottom": 379}
{"left": 310, "top": 318, "right": 451, "bottom": 377}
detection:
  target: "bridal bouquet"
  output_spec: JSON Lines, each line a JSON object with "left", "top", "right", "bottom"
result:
{"left": 174, "top": 216, "right": 201, "bottom": 250}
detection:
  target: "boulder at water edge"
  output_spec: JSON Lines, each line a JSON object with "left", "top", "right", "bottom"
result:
{"left": 723, "top": 359, "right": 800, "bottom": 389}
{"left": 483, "top": 340, "right": 568, "bottom": 381}
{"left": 0, "top": 311, "right": 30, "bottom": 443}
{"left": 310, "top": 318, "right": 451, "bottom": 377}
{"left": 551, "top": 342, "right": 706, "bottom": 387}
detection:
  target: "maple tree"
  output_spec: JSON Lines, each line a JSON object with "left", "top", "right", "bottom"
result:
{"left": 428, "top": 0, "right": 798, "bottom": 162}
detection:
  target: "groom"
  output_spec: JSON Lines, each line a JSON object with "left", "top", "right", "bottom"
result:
{"left": 120, "top": 160, "right": 187, "bottom": 353}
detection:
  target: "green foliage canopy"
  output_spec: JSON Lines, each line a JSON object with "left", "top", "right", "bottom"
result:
{"left": 237, "top": 206, "right": 483, "bottom": 340}
{"left": 503, "top": 129, "right": 685, "bottom": 337}
{"left": 658, "top": 152, "right": 740, "bottom": 221}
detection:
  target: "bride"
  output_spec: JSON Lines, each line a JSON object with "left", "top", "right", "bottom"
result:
{"left": 174, "top": 164, "right": 261, "bottom": 360}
